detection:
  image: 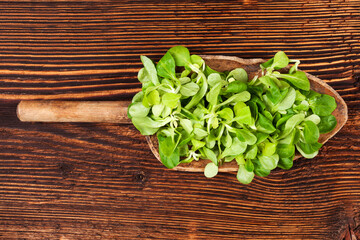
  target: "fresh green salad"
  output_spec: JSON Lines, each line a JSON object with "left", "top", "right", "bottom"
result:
{"left": 128, "top": 46, "right": 337, "bottom": 184}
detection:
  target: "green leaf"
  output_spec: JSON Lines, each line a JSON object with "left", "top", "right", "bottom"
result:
{"left": 204, "top": 162, "right": 218, "bottom": 178}
{"left": 245, "top": 159, "right": 255, "bottom": 172}
{"left": 274, "top": 71, "right": 310, "bottom": 91}
{"left": 189, "top": 107, "right": 203, "bottom": 120}
{"left": 140, "top": 55, "right": 160, "bottom": 86}
{"left": 180, "top": 69, "right": 191, "bottom": 78}
{"left": 131, "top": 117, "right": 171, "bottom": 135}
{"left": 237, "top": 164, "right": 254, "bottom": 184}
{"left": 318, "top": 115, "right": 337, "bottom": 134}
{"left": 272, "top": 51, "right": 289, "bottom": 69}
{"left": 147, "top": 90, "right": 161, "bottom": 105}
{"left": 252, "top": 159, "right": 271, "bottom": 177}
{"left": 191, "top": 54, "right": 204, "bottom": 67}
{"left": 233, "top": 101, "right": 246, "bottom": 112}
{"left": 247, "top": 85, "right": 264, "bottom": 98}
{"left": 221, "top": 132, "right": 232, "bottom": 148}
{"left": 278, "top": 129, "right": 298, "bottom": 145}
{"left": 141, "top": 79, "right": 154, "bottom": 92}
{"left": 216, "top": 91, "right": 251, "bottom": 109}
{"left": 279, "top": 80, "right": 291, "bottom": 89}
{"left": 297, "top": 149, "right": 318, "bottom": 159}
{"left": 137, "top": 68, "right": 151, "bottom": 84}
{"left": 247, "top": 101, "right": 258, "bottom": 120}
{"left": 281, "top": 113, "right": 305, "bottom": 138}
{"left": 191, "top": 138, "right": 205, "bottom": 151}
{"left": 277, "top": 144, "right": 295, "bottom": 158}
{"left": 178, "top": 143, "right": 189, "bottom": 156}
{"left": 178, "top": 132, "right": 194, "bottom": 147}
{"left": 293, "top": 100, "right": 309, "bottom": 112}
{"left": 309, "top": 94, "right": 337, "bottom": 116}
{"left": 262, "top": 141, "right": 277, "bottom": 156}
{"left": 235, "top": 155, "right": 245, "bottom": 165}
{"left": 158, "top": 133, "right": 180, "bottom": 169}
{"left": 168, "top": 45, "right": 191, "bottom": 67}
{"left": 160, "top": 78, "right": 174, "bottom": 87}
{"left": 245, "top": 145, "right": 258, "bottom": 160}
{"left": 278, "top": 156, "right": 293, "bottom": 170}
{"left": 305, "top": 90, "right": 321, "bottom": 99}
{"left": 255, "top": 132, "right": 269, "bottom": 144}
{"left": 158, "top": 133, "right": 176, "bottom": 157}
{"left": 221, "top": 137, "right": 247, "bottom": 158}
{"left": 206, "top": 139, "right": 216, "bottom": 149}
{"left": 305, "top": 114, "right": 321, "bottom": 125}
{"left": 275, "top": 114, "right": 294, "bottom": 128}
{"left": 179, "top": 77, "right": 191, "bottom": 85}
{"left": 131, "top": 91, "right": 144, "bottom": 103}
{"left": 217, "top": 108, "right": 234, "bottom": 121}
{"left": 203, "top": 147, "right": 218, "bottom": 165}
{"left": 295, "top": 90, "right": 306, "bottom": 102}
{"left": 250, "top": 95, "right": 266, "bottom": 112}
{"left": 156, "top": 51, "right": 176, "bottom": 80}
{"left": 258, "top": 154, "right": 279, "bottom": 170}
{"left": 193, "top": 127, "right": 208, "bottom": 139}
{"left": 293, "top": 128, "right": 301, "bottom": 145}
{"left": 256, "top": 113, "right": 276, "bottom": 134}
{"left": 161, "top": 106, "right": 172, "bottom": 118}
{"left": 223, "top": 157, "right": 234, "bottom": 163}
{"left": 303, "top": 120, "right": 320, "bottom": 144}
{"left": 159, "top": 144, "right": 180, "bottom": 169}
{"left": 158, "top": 83, "right": 174, "bottom": 95}
{"left": 207, "top": 73, "right": 223, "bottom": 87}
{"left": 180, "top": 82, "right": 200, "bottom": 97}
{"left": 259, "top": 76, "right": 282, "bottom": 105}
{"left": 159, "top": 147, "right": 180, "bottom": 169}
{"left": 227, "top": 68, "right": 248, "bottom": 82}
{"left": 180, "top": 119, "right": 193, "bottom": 134}
{"left": 262, "top": 110, "right": 273, "bottom": 121}
{"left": 261, "top": 58, "right": 274, "bottom": 69}
{"left": 296, "top": 141, "right": 322, "bottom": 159}
{"left": 162, "top": 92, "right": 181, "bottom": 108}
{"left": 234, "top": 106, "right": 252, "bottom": 125}
{"left": 152, "top": 103, "right": 165, "bottom": 117}
{"left": 226, "top": 81, "right": 247, "bottom": 93}
{"left": 128, "top": 102, "right": 150, "bottom": 118}
{"left": 276, "top": 87, "right": 296, "bottom": 111}
{"left": 206, "top": 82, "right": 222, "bottom": 107}
{"left": 185, "top": 74, "right": 208, "bottom": 109}
{"left": 235, "top": 129, "right": 257, "bottom": 145}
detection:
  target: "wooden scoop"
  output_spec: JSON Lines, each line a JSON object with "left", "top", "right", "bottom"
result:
{"left": 17, "top": 55, "right": 348, "bottom": 172}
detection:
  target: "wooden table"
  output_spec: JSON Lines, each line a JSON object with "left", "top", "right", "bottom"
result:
{"left": 0, "top": 1, "right": 359, "bottom": 239}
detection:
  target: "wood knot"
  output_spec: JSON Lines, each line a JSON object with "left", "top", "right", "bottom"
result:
{"left": 354, "top": 72, "right": 360, "bottom": 87}
{"left": 58, "top": 162, "right": 73, "bottom": 178}
{"left": 133, "top": 171, "right": 147, "bottom": 184}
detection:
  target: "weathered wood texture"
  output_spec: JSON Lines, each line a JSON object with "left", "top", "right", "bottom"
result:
{"left": 0, "top": 0, "right": 359, "bottom": 239}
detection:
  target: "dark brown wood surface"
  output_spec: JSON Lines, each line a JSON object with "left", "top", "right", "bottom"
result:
{"left": 0, "top": 1, "right": 359, "bottom": 239}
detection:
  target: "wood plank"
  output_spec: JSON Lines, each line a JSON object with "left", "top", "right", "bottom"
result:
{"left": 0, "top": 0, "right": 359, "bottom": 239}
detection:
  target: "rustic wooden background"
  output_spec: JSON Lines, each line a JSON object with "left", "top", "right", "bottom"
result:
{"left": 0, "top": 0, "right": 359, "bottom": 239}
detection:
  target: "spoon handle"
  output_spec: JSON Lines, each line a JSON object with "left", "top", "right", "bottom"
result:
{"left": 17, "top": 100, "right": 132, "bottom": 124}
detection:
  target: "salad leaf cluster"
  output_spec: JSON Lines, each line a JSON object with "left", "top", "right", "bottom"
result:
{"left": 128, "top": 46, "right": 337, "bottom": 184}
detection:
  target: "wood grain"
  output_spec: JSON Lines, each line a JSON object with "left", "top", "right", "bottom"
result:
{"left": 0, "top": 0, "right": 359, "bottom": 239}
{"left": 17, "top": 100, "right": 132, "bottom": 123}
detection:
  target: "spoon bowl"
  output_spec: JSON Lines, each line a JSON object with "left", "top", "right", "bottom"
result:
{"left": 145, "top": 55, "right": 348, "bottom": 172}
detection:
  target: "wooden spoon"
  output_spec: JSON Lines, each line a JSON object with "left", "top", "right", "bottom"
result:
{"left": 17, "top": 55, "right": 348, "bottom": 172}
